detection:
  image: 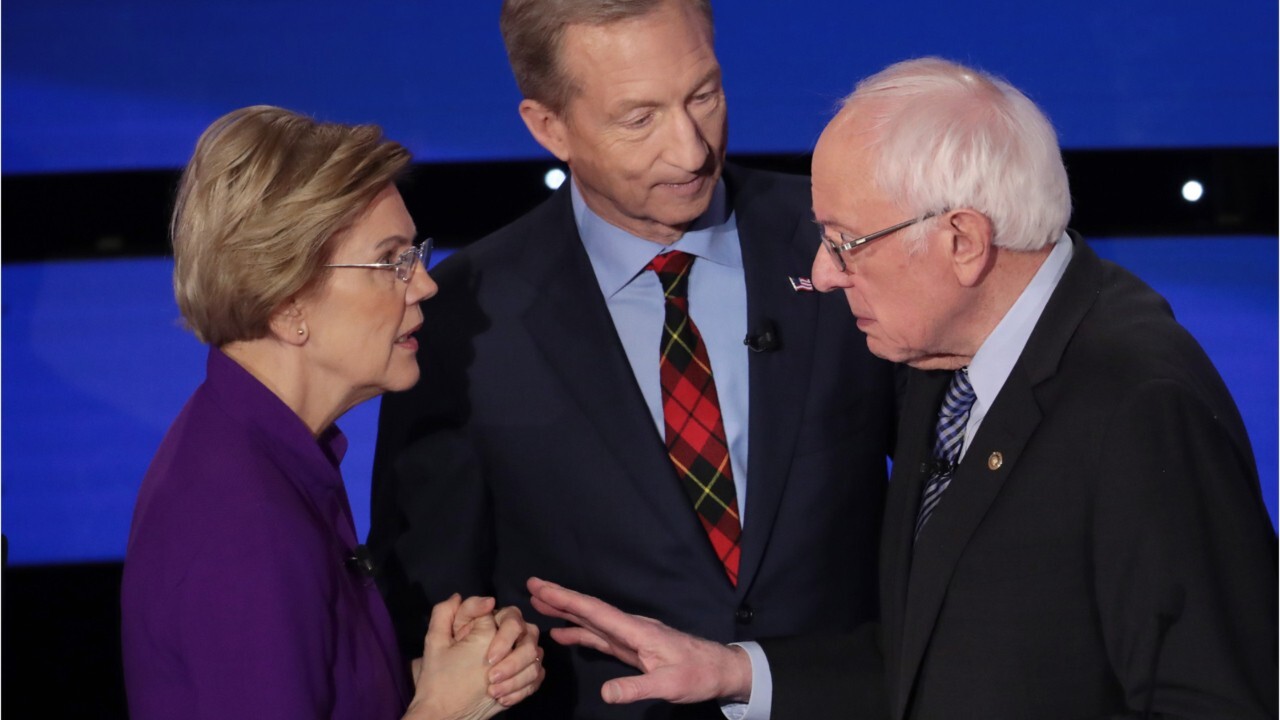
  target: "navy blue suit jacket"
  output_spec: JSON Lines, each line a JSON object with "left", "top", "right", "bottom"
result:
{"left": 370, "top": 165, "right": 897, "bottom": 719}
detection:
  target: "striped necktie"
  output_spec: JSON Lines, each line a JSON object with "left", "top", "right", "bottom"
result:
{"left": 915, "top": 368, "right": 976, "bottom": 540}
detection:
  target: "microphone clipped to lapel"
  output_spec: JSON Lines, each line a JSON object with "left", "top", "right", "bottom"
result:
{"left": 744, "top": 319, "right": 780, "bottom": 353}
{"left": 346, "top": 544, "right": 377, "bottom": 580}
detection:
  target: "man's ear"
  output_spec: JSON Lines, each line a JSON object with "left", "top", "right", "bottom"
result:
{"left": 946, "top": 209, "right": 994, "bottom": 287}
{"left": 518, "top": 99, "right": 571, "bottom": 162}
{"left": 269, "top": 299, "right": 309, "bottom": 347}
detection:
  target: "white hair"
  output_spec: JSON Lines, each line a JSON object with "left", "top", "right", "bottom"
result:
{"left": 840, "top": 57, "right": 1072, "bottom": 252}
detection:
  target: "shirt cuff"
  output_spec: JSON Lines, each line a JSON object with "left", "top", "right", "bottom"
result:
{"left": 719, "top": 641, "right": 772, "bottom": 720}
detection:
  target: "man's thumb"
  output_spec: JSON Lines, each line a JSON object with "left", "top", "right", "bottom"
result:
{"left": 602, "top": 675, "right": 654, "bottom": 704}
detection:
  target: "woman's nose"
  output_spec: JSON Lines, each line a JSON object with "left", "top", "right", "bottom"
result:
{"left": 407, "top": 263, "right": 438, "bottom": 304}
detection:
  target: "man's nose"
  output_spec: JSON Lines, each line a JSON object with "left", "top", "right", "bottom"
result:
{"left": 811, "top": 241, "right": 854, "bottom": 292}
{"left": 664, "top": 110, "right": 710, "bottom": 173}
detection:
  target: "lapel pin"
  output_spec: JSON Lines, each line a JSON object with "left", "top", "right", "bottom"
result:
{"left": 988, "top": 451, "right": 1004, "bottom": 470}
{"left": 788, "top": 276, "right": 814, "bottom": 292}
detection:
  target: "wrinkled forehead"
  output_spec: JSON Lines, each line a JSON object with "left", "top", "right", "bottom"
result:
{"left": 817, "top": 100, "right": 884, "bottom": 165}
{"left": 812, "top": 113, "right": 885, "bottom": 209}
{"left": 557, "top": 2, "right": 718, "bottom": 101}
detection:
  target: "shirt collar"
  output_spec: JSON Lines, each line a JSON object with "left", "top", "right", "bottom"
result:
{"left": 572, "top": 178, "right": 741, "bottom": 299}
{"left": 966, "top": 232, "right": 1074, "bottom": 411}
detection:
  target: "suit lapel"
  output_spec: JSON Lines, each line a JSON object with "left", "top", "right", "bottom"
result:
{"left": 881, "top": 370, "right": 950, "bottom": 717}
{"left": 890, "top": 233, "right": 1105, "bottom": 717}
{"left": 519, "top": 190, "right": 702, "bottom": 541}
{"left": 728, "top": 166, "right": 821, "bottom": 595}
{"left": 893, "top": 370, "right": 1041, "bottom": 717}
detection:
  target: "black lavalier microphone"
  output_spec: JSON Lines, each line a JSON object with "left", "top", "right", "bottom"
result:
{"left": 346, "top": 544, "right": 377, "bottom": 578}
{"left": 744, "top": 320, "right": 780, "bottom": 353}
{"left": 918, "top": 458, "right": 955, "bottom": 477}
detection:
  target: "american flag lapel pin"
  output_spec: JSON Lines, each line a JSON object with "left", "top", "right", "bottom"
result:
{"left": 788, "top": 276, "right": 814, "bottom": 292}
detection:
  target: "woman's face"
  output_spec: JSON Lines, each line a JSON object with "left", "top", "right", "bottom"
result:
{"left": 302, "top": 185, "right": 436, "bottom": 409}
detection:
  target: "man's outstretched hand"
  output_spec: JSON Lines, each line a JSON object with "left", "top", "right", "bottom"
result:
{"left": 526, "top": 577, "right": 752, "bottom": 705}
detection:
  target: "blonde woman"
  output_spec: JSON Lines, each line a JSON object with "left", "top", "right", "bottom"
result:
{"left": 122, "top": 106, "right": 543, "bottom": 720}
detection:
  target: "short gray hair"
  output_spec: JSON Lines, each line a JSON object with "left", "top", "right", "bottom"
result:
{"left": 841, "top": 57, "right": 1071, "bottom": 252}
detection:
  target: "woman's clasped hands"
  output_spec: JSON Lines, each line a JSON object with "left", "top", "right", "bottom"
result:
{"left": 405, "top": 595, "right": 545, "bottom": 720}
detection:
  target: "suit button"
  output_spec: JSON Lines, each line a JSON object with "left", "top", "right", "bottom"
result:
{"left": 734, "top": 605, "right": 754, "bottom": 625}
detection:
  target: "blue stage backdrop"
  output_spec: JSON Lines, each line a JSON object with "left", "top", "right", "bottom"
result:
{"left": 2, "top": 2, "right": 1277, "bottom": 564}
{"left": 2, "top": 239, "right": 1276, "bottom": 565}
{"left": 3, "top": 0, "right": 1277, "bottom": 175}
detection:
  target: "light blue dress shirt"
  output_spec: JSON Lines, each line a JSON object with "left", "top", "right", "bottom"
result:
{"left": 961, "top": 232, "right": 1073, "bottom": 459}
{"left": 729, "top": 232, "right": 1074, "bottom": 720}
{"left": 571, "top": 179, "right": 752, "bottom": 522}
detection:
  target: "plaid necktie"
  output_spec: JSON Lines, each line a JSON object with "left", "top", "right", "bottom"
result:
{"left": 915, "top": 368, "right": 976, "bottom": 540}
{"left": 646, "top": 251, "right": 742, "bottom": 585}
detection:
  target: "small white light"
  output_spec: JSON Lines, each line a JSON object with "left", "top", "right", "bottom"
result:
{"left": 544, "top": 167, "right": 567, "bottom": 191}
{"left": 1181, "top": 180, "right": 1204, "bottom": 203}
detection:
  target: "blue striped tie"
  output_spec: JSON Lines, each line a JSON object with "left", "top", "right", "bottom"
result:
{"left": 915, "top": 369, "right": 976, "bottom": 540}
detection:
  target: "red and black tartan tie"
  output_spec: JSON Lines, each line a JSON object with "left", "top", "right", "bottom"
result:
{"left": 645, "top": 250, "right": 742, "bottom": 585}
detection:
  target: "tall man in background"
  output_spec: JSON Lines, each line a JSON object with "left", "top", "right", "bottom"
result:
{"left": 525, "top": 57, "right": 1278, "bottom": 719}
{"left": 369, "top": 1, "right": 897, "bottom": 717}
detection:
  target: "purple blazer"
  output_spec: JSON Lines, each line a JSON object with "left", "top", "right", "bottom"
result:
{"left": 122, "top": 348, "right": 411, "bottom": 719}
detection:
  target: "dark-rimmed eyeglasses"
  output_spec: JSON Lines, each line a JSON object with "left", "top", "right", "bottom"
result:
{"left": 820, "top": 212, "right": 939, "bottom": 272}
{"left": 325, "top": 238, "right": 433, "bottom": 283}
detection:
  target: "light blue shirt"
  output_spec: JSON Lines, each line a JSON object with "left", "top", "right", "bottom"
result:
{"left": 571, "top": 179, "right": 752, "bottom": 522}
{"left": 729, "top": 232, "right": 1074, "bottom": 720}
{"left": 961, "top": 232, "right": 1073, "bottom": 459}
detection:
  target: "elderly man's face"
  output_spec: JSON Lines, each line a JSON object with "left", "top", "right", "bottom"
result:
{"left": 548, "top": 0, "right": 726, "bottom": 244}
{"left": 810, "top": 112, "right": 967, "bottom": 370}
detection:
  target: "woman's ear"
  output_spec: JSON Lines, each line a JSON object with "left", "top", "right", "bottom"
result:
{"left": 269, "top": 299, "right": 309, "bottom": 346}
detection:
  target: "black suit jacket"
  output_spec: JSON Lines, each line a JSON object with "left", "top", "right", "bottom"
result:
{"left": 764, "top": 234, "right": 1277, "bottom": 719}
{"left": 370, "top": 165, "right": 897, "bottom": 719}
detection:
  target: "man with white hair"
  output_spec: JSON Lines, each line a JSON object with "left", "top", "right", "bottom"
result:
{"left": 526, "top": 57, "right": 1278, "bottom": 719}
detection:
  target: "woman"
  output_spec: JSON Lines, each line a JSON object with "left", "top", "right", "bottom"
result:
{"left": 121, "top": 106, "right": 543, "bottom": 719}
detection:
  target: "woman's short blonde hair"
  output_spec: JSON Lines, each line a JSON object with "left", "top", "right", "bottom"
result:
{"left": 171, "top": 105, "right": 411, "bottom": 346}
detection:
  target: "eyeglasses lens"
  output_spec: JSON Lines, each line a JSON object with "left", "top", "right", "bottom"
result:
{"left": 824, "top": 240, "right": 846, "bottom": 272}
{"left": 396, "top": 247, "right": 416, "bottom": 282}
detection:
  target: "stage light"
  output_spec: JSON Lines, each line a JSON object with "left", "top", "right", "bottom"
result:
{"left": 1181, "top": 180, "right": 1204, "bottom": 203}
{"left": 544, "top": 167, "right": 567, "bottom": 190}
